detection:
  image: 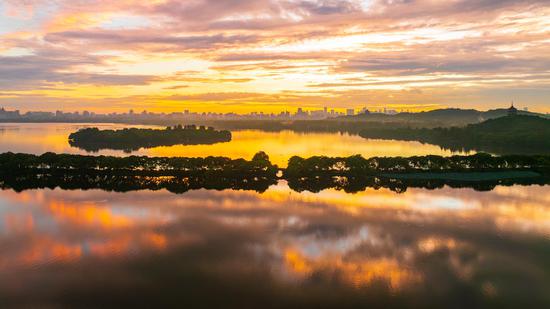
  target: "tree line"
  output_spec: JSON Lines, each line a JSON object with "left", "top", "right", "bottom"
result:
{"left": 69, "top": 125, "right": 232, "bottom": 152}
{"left": 0, "top": 172, "right": 277, "bottom": 194}
{"left": 0, "top": 151, "right": 277, "bottom": 177}
{"left": 284, "top": 153, "right": 550, "bottom": 177}
{"left": 2, "top": 152, "right": 549, "bottom": 176}
{"left": 1, "top": 152, "right": 549, "bottom": 194}
{"left": 286, "top": 174, "right": 549, "bottom": 194}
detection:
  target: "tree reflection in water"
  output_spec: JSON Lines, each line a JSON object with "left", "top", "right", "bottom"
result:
{"left": 1, "top": 153, "right": 549, "bottom": 307}
{"left": 0, "top": 172, "right": 547, "bottom": 194}
{"left": 0, "top": 184, "right": 549, "bottom": 308}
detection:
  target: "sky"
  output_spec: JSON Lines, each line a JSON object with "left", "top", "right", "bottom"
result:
{"left": 0, "top": 0, "right": 549, "bottom": 114}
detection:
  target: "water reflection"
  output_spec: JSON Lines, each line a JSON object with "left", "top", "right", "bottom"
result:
{"left": 2, "top": 171, "right": 546, "bottom": 196}
{"left": 0, "top": 183, "right": 549, "bottom": 307}
{"left": 0, "top": 123, "right": 469, "bottom": 166}
{"left": 279, "top": 228, "right": 423, "bottom": 291}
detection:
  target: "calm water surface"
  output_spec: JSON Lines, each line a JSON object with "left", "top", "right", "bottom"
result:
{"left": 0, "top": 123, "right": 470, "bottom": 166}
{"left": 0, "top": 123, "right": 548, "bottom": 307}
{"left": 0, "top": 183, "right": 549, "bottom": 307}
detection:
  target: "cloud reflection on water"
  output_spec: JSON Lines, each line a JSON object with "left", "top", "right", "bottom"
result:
{"left": 0, "top": 182, "right": 549, "bottom": 306}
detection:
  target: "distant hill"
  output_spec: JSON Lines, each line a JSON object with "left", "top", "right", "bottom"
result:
{"left": 469, "top": 114, "right": 550, "bottom": 132}
{"left": 359, "top": 115, "right": 550, "bottom": 154}
{"left": 203, "top": 110, "right": 548, "bottom": 137}
{"left": 348, "top": 108, "right": 546, "bottom": 127}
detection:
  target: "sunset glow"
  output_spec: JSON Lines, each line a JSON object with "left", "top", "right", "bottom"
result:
{"left": 1, "top": 0, "right": 549, "bottom": 113}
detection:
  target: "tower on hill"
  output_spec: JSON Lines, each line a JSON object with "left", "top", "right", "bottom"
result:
{"left": 508, "top": 102, "right": 518, "bottom": 116}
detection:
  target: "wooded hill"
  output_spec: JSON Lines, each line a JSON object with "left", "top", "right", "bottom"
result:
{"left": 359, "top": 115, "right": 550, "bottom": 154}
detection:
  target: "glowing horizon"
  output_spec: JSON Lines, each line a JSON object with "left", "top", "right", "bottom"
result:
{"left": 1, "top": 0, "right": 549, "bottom": 113}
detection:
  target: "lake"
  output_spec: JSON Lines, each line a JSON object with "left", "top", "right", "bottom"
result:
{"left": 0, "top": 123, "right": 470, "bottom": 166}
{"left": 0, "top": 123, "right": 548, "bottom": 307}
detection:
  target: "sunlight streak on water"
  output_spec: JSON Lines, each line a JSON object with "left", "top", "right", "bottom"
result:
{"left": 0, "top": 123, "right": 469, "bottom": 166}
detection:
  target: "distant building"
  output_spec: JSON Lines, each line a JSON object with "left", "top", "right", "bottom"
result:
{"left": 360, "top": 107, "right": 370, "bottom": 115}
{"left": 0, "top": 107, "right": 21, "bottom": 119}
{"left": 358, "top": 107, "right": 369, "bottom": 115}
{"left": 346, "top": 109, "right": 355, "bottom": 116}
{"left": 508, "top": 102, "right": 518, "bottom": 116}
{"left": 296, "top": 107, "right": 308, "bottom": 117}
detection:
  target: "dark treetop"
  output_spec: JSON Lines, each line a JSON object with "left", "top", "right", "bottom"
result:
{"left": 1, "top": 152, "right": 549, "bottom": 194}
{"left": 68, "top": 125, "right": 231, "bottom": 152}
{"left": 284, "top": 153, "right": 550, "bottom": 193}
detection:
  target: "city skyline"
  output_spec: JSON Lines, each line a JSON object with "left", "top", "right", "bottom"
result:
{"left": 1, "top": 1, "right": 549, "bottom": 113}
{"left": 2, "top": 102, "right": 536, "bottom": 117}
{"left": 0, "top": 105, "right": 380, "bottom": 121}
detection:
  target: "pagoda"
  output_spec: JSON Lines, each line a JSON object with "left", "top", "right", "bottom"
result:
{"left": 508, "top": 102, "right": 518, "bottom": 116}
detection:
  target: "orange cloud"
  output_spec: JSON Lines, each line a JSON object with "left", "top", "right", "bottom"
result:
{"left": 0, "top": 0, "right": 549, "bottom": 112}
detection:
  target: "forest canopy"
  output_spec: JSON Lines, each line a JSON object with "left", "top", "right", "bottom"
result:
{"left": 68, "top": 125, "right": 231, "bottom": 152}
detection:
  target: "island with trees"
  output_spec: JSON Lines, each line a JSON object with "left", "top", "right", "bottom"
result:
{"left": 68, "top": 125, "right": 232, "bottom": 152}
{"left": 0, "top": 151, "right": 276, "bottom": 176}
{"left": 0, "top": 151, "right": 278, "bottom": 193}
{"left": 284, "top": 152, "right": 550, "bottom": 177}
{"left": 0, "top": 151, "right": 549, "bottom": 194}
{"left": 284, "top": 153, "right": 550, "bottom": 193}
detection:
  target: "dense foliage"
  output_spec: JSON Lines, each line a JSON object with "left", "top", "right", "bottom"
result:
{"left": 1, "top": 171, "right": 546, "bottom": 195}
{"left": 287, "top": 174, "right": 549, "bottom": 194}
{"left": 285, "top": 152, "right": 550, "bottom": 177}
{"left": 0, "top": 151, "right": 277, "bottom": 177}
{"left": 284, "top": 151, "right": 550, "bottom": 193}
{"left": 69, "top": 125, "right": 231, "bottom": 152}
{"left": 359, "top": 115, "right": 550, "bottom": 154}
{"left": 1, "top": 151, "right": 549, "bottom": 194}
{"left": 0, "top": 173, "right": 276, "bottom": 194}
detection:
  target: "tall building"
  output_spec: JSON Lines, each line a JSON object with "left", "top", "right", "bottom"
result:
{"left": 296, "top": 107, "right": 307, "bottom": 117}
{"left": 346, "top": 109, "right": 355, "bottom": 116}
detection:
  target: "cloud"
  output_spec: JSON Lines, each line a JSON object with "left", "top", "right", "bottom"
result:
{"left": 287, "top": 0, "right": 362, "bottom": 15}
{"left": 340, "top": 57, "right": 550, "bottom": 75}
{"left": 0, "top": 51, "right": 156, "bottom": 89}
{"left": 44, "top": 30, "right": 261, "bottom": 50}
{"left": 0, "top": 0, "right": 549, "bottom": 112}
